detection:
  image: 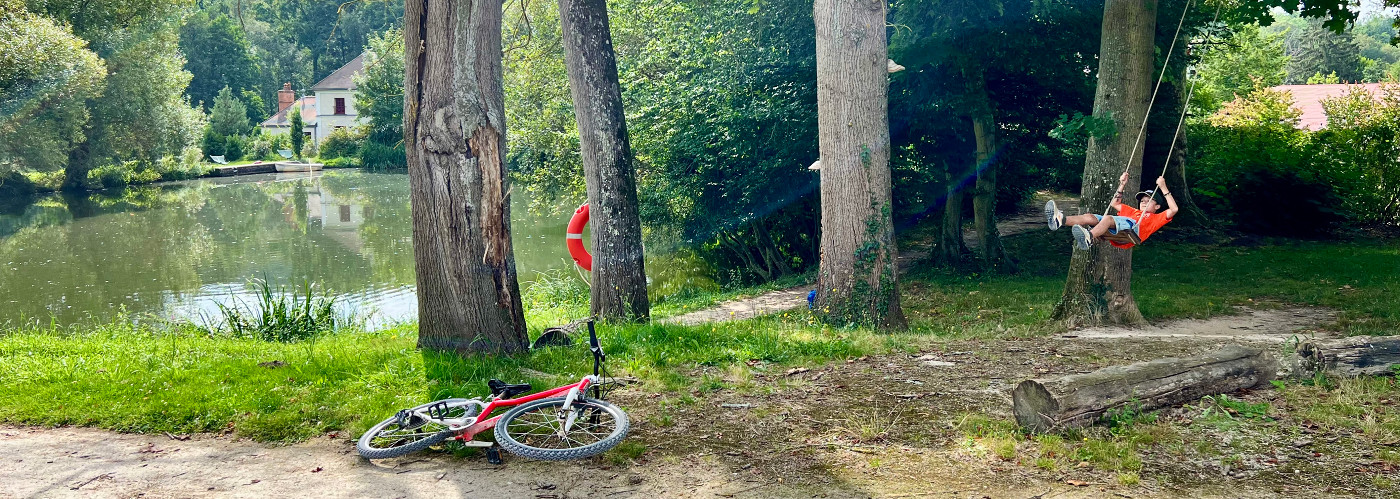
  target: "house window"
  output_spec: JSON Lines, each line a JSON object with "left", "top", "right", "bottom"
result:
{"left": 334, "top": 98, "right": 346, "bottom": 115}
{"left": 339, "top": 205, "right": 351, "bottom": 223}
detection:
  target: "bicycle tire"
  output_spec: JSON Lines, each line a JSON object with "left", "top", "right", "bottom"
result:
{"left": 357, "top": 398, "right": 478, "bottom": 460}
{"left": 495, "top": 397, "right": 629, "bottom": 461}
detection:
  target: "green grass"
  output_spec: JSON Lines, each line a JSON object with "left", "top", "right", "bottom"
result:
{"left": 902, "top": 230, "right": 1400, "bottom": 337}
{"left": 1, "top": 234, "right": 1398, "bottom": 447}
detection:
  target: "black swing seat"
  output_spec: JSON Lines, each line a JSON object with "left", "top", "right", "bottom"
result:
{"left": 1102, "top": 229, "right": 1142, "bottom": 246}
{"left": 488, "top": 379, "right": 533, "bottom": 398}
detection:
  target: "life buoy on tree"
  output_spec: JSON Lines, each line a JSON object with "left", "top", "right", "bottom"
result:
{"left": 566, "top": 203, "right": 592, "bottom": 271}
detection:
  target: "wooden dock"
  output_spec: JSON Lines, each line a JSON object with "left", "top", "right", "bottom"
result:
{"left": 212, "top": 163, "right": 278, "bottom": 176}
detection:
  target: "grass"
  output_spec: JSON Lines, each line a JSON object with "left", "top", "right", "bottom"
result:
{"left": 1, "top": 231, "right": 1398, "bottom": 464}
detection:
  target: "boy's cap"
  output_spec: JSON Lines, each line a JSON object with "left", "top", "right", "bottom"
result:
{"left": 1135, "top": 190, "right": 1155, "bottom": 202}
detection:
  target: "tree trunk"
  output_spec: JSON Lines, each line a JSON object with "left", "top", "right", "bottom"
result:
{"left": 405, "top": 0, "right": 528, "bottom": 354}
{"left": 969, "top": 76, "right": 1014, "bottom": 272}
{"left": 1284, "top": 336, "right": 1400, "bottom": 378}
{"left": 813, "top": 0, "right": 905, "bottom": 330}
{"left": 1013, "top": 345, "right": 1272, "bottom": 433}
{"left": 1053, "top": 0, "right": 1156, "bottom": 327}
{"left": 1150, "top": 55, "right": 1207, "bottom": 226}
{"left": 935, "top": 161, "right": 968, "bottom": 266}
{"left": 558, "top": 0, "right": 650, "bottom": 322}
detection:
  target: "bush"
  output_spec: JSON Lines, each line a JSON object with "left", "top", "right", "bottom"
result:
{"left": 300, "top": 140, "right": 317, "bottom": 159}
{"left": 246, "top": 132, "right": 274, "bottom": 161}
{"left": 87, "top": 161, "right": 159, "bottom": 189}
{"left": 204, "top": 280, "right": 348, "bottom": 343}
{"left": 0, "top": 170, "right": 39, "bottom": 199}
{"left": 321, "top": 157, "right": 358, "bottom": 168}
{"left": 1190, "top": 85, "right": 1353, "bottom": 237}
{"left": 201, "top": 128, "right": 225, "bottom": 158}
{"left": 359, "top": 140, "right": 406, "bottom": 171}
{"left": 224, "top": 135, "right": 245, "bottom": 162}
{"left": 318, "top": 127, "right": 363, "bottom": 159}
{"left": 156, "top": 147, "right": 212, "bottom": 181}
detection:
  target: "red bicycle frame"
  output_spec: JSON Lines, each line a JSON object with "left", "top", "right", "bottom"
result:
{"left": 451, "top": 374, "right": 597, "bottom": 442}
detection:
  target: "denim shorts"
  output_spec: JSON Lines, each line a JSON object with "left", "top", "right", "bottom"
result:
{"left": 1092, "top": 214, "right": 1138, "bottom": 235}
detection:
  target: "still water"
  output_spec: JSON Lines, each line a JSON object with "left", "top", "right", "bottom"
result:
{"left": 0, "top": 171, "right": 601, "bottom": 328}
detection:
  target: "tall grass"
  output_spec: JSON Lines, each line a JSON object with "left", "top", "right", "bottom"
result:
{"left": 204, "top": 279, "right": 350, "bottom": 342}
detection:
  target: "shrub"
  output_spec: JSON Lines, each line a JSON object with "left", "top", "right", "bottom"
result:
{"left": 246, "top": 132, "right": 274, "bottom": 161}
{"left": 201, "top": 128, "right": 225, "bottom": 158}
{"left": 318, "top": 127, "right": 363, "bottom": 159}
{"left": 359, "top": 140, "right": 405, "bottom": 171}
{"left": 321, "top": 157, "right": 358, "bottom": 168}
{"left": 224, "top": 135, "right": 245, "bottom": 162}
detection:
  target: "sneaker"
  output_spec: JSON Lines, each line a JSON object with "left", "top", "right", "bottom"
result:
{"left": 1072, "top": 225, "right": 1093, "bottom": 250}
{"left": 1044, "top": 200, "right": 1064, "bottom": 231}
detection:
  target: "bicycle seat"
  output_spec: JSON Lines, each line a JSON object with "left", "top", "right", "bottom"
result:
{"left": 487, "top": 379, "right": 533, "bottom": 398}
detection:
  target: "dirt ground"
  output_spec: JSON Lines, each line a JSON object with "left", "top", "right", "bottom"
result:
{"left": 5, "top": 307, "right": 1379, "bottom": 499}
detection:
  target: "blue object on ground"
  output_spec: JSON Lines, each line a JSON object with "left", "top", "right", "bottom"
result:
{"left": 807, "top": 290, "right": 816, "bottom": 309}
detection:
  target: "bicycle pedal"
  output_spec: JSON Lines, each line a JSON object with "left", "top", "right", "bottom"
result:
{"left": 486, "top": 445, "right": 504, "bottom": 465}
{"left": 426, "top": 400, "right": 450, "bottom": 420}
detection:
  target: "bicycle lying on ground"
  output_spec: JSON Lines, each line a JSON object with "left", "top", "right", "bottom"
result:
{"left": 357, "top": 319, "right": 629, "bottom": 462}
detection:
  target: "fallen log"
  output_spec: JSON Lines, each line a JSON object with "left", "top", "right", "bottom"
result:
{"left": 1289, "top": 336, "right": 1400, "bottom": 378}
{"left": 1013, "top": 345, "right": 1272, "bottom": 433}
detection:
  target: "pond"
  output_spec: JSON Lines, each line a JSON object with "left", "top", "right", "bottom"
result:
{"left": 0, "top": 171, "right": 693, "bottom": 328}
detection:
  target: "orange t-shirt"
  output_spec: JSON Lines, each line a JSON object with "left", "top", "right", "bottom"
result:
{"left": 1111, "top": 205, "right": 1171, "bottom": 249}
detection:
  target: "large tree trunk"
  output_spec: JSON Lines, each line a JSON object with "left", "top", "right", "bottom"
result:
{"left": 1014, "top": 345, "right": 1272, "bottom": 433}
{"left": 812, "top": 0, "right": 905, "bottom": 330}
{"left": 405, "top": 0, "right": 528, "bottom": 354}
{"left": 1053, "top": 0, "right": 1156, "bottom": 327}
{"left": 969, "top": 76, "right": 1014, "bottom": 272}
{"left": 558, "top": 0, "right": 650, "bottom": 322}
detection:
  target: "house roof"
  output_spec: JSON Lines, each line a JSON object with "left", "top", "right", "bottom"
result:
{"left": 261, "top": 96, "right": 317, "bottom": 127}
{"left": 1269, "top": 83, "right": 1387, "bottom": 130}
{"left": 311, "top": 53, "right": 366, "bottom": 91}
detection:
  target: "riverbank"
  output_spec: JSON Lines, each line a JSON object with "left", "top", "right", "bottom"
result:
{"left": 2, "top": 232, "right": 1398, "bottom": 495}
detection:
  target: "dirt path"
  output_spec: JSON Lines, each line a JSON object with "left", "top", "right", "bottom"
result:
{"left": 2, "top": 308, "right": 1362, "bottom": 499}
{"left": 664, "top": 203, "right": 1064, "bottom": 326}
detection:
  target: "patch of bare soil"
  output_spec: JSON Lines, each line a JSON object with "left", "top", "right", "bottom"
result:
{"left": 1066, "top": 307, "right": 1336, "bottom": 343}
{"left": 5, "top": 307, "right": 1387, "bottom": 498}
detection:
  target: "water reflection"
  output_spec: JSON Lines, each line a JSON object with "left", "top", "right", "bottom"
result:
{"left": 0, "top": 171, "right": 586, "bottom": 328}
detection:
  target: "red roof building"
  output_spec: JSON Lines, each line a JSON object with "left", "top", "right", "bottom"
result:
{"left": 1268, "top": 83, "right": 1388, "bottom": 130}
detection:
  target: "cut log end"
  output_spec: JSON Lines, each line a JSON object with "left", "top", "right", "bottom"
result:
{"left": 1012, "top": 380, "right": 1061, "bottom": 433}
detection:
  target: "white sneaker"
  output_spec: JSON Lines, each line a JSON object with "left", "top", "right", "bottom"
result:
{"left": 1072, "top": 225, "right": 1092, "bottom": 250}
{"left": 1045, "top": 200, "right": 1064, "bottom": 231}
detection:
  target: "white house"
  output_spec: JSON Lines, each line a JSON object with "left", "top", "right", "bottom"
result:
{"left": 259, "top": 54, "right": 366, "bottom": 147}
{"left": 309, "top": 53, "right": 365, "bottom": 143}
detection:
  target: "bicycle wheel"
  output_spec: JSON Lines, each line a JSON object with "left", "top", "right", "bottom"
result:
{"left": 495, "top": 397, "right": 630, "bottom": 461}
{"left": 357, "top": 398, "right": 479, "bottom": 460}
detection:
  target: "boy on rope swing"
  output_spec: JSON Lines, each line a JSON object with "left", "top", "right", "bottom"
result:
{"left": 1044, "top": 171, "right": 1178, "bottom": 250}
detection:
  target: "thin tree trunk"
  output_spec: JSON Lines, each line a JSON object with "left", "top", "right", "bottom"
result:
{"left": 969, "top": 76, "right": 1014, "bottom": 272}
{"left": 405, "top": 0, "right": 528, "bottom": 354}
{"left": 935, "top": 160, "right": 968, "bottom": 266}
{"left": 1150, "top": 54, "right": 1207, "bottom": 226}
{"left": 1053, "top": 0, "right": 1156, "bottom": 327}
{"left": 813, "top": 0, "right": 905, "bottom": 330}
{"left": 557, "top": 0, "right": 650, "bottom": 322}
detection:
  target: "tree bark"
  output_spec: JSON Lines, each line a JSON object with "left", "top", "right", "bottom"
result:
{"left": 558, "top": 0, "right": 650, "bottom": 322}
{"left": 405, "top": 0, "right": 528, "bottom": 354}
{"left": 934, "top": 160, "right": 968, "bottom": 266}
{"left": 1285, "top": 336, "right": 1400, "bottom": 378}
{"left": 1013, "top": 345, "right": 1272, "bottom": 433}
{"left": 813, "top": 0, "right": 905, "bottom": 330}
{"left": 969, "top": 75, "right": 1014, "bottom": 272}
{"left": 1053, "top": 0, "right": 1156, "bottom": 327}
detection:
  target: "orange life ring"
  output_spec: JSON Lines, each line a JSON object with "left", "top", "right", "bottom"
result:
{"left": 566, "top": 203, "right": 592, "bottom": 271}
